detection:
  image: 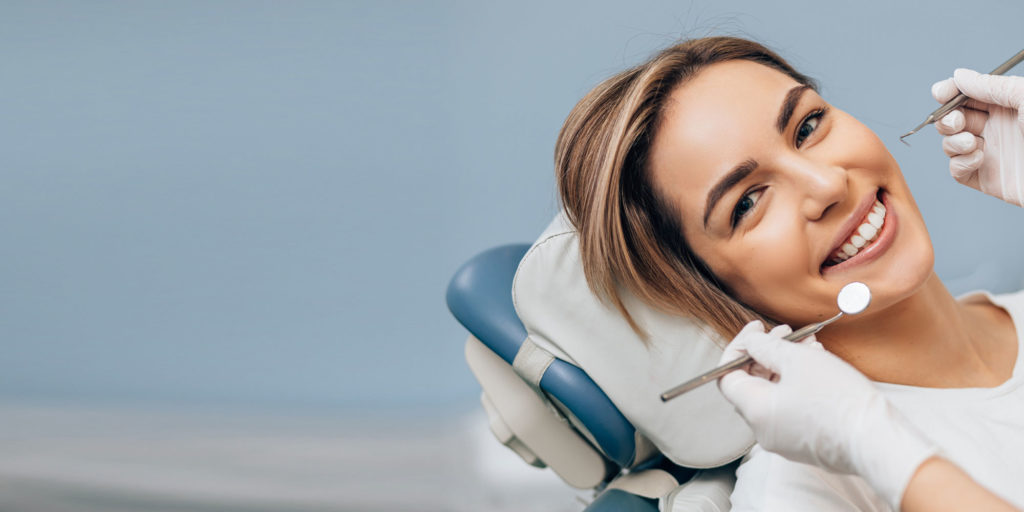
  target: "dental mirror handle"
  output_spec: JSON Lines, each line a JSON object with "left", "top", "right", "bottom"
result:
{"left": 659, "top": 311, "right": 842, "bottom": 402}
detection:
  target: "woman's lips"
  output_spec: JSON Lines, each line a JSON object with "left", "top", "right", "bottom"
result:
{"left": 821, "top": 191, "right": 897, "bottom": 275}
{"left": 827, "top": 198, "right": 886, "bottom": 264}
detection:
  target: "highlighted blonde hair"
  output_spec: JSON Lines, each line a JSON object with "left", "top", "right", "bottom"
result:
{"left": 556, "top": 37, "right": 816, "bottom": 339}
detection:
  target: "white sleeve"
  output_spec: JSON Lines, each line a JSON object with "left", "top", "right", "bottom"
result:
{"left": 659, "top": 464, "right": 736, "bottom": 512}
{"left": 730, "top": 446, "right": 893, "bottom": 512}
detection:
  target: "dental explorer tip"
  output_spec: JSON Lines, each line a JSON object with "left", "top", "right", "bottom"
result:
{"left": 900, "top": 116, "right": 934, "bottom": 145}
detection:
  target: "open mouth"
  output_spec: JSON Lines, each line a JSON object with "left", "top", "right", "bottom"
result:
{"left": 822, "top": 190, "right": 888, "bottom": 269}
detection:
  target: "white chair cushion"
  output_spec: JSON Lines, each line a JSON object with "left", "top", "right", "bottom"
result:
{"left": 512, "top": 212, "right": 754, "bottom": 468}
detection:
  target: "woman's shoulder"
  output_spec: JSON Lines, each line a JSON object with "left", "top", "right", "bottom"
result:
{"left": 993, "top": 289, "right": 1024, "bottom": 314}
{"left": 959, "top": 289, "right": 1024, "bottom": 342}
{"left": 730, "top": 446, "right": 891, "bottom": 512}
{"left": 959, "top": 288, "right": 1024, "bottom": 313}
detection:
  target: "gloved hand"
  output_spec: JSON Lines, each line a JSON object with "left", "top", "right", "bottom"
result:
{"left": 717, "top": 321, "right": 939, "bottom": 510}
{"left": 932, "top": 69, "right": 1024, "bottom": 206}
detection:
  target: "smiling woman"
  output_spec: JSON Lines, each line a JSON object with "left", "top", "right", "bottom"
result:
{"left": 557, "top": 38, "right": 823, "bottom": 339}
{"left": 556, "top": 36, "right": 1024, "bottom": 510}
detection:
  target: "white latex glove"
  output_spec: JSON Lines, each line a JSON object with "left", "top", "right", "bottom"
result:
{"left": 718, "top": 321, "right": 939, "bottom": 510}
{"left": 932, "top": 69, "right": 1024, "bottom": 206}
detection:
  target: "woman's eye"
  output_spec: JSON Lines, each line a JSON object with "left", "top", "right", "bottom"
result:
{"left": 796, "top": 109, "right": 826, "bottom": 147}
{"left": 731, "top": 188, "right": 763, "bottom": 227}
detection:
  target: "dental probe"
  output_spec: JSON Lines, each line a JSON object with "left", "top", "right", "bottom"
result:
{"left": 660, "top": 282, "right": 871, "bottom": 402}
{"left": 899, "top": 49, "right": 1024, "bottom": 145}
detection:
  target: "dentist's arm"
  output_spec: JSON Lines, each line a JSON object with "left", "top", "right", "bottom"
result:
{"left": 718, "top": 322, "right": 1018, "bottom": 512}
{"left": 932, "top": 69, "right": 1024, "bottom": 206}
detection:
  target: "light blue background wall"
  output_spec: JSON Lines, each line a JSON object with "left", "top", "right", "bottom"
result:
{"left": 2, "top": 1, "right": 1022, "bottom": 413}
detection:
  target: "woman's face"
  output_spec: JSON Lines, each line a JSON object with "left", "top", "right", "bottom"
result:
{"left": 648, "top": 60, "right": 934, "bottom": 326}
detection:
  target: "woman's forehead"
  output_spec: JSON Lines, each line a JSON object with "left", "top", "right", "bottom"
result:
{"left": 650, "top": 61, "right": 804, "bottom": 217}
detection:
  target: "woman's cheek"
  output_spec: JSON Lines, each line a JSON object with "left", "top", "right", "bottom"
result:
{"left": 726, "top": 237, "right": 805, "bottom": 298}
{"left": 832, "top": 112, "right": 895, "bottom": 171}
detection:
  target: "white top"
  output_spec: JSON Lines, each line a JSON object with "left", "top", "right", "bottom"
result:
{"left": 730, "top": 289, "right": 1024, "bottom": 511}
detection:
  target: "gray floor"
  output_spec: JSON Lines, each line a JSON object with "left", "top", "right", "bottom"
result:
{"left": 0, "top": 403, "right": 589, "bottom": 512}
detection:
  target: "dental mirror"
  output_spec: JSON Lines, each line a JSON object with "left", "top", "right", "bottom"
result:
{"left": 837, "top": 281, "right": 871, "bottom": 315}
{"left": 660, "top": 282, "right": 873, "bottom": 402}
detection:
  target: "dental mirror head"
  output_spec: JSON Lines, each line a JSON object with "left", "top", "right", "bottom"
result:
{"left": 837, "top": 281, "right": 871, "bottom": 315}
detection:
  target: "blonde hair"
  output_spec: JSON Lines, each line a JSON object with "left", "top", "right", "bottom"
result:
{"left": 555, "top": 37, "right": 816, "bottom": 339}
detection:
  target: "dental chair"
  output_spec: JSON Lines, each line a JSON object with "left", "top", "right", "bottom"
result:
{"left": 446, "top": 213, "right": 757, "bottom": 511}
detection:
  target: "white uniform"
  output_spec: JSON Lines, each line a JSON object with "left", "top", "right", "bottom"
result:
{"left": 729, "top": 289, "right": 1024, "bottom": 511}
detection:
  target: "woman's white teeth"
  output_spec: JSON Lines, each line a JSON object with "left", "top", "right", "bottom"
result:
{"left": 867, "top": 212, "right": 883, "bottom": 228}
{"left": 857, "top": 223, "right": 878, "bottom": 240}
{"left": 829, "top": 199, "right": 886, "bottom": 265}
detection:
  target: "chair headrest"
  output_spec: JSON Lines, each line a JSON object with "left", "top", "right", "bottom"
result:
{"left": 513, "top": 212, "right": 754, "bottom": 468}
{"left": 447, "top": 244, "right": 532, "bottom": 365}
{"left": 447, "top": 244, "right": 643, "bottom": 469}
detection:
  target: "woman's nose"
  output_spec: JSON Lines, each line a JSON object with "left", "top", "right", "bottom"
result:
{"left": 793, "top": 161, "right": 848, "bottom": 220}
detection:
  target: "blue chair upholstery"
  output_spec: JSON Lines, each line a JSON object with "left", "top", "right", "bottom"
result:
{"left": 587, "top": 489, "right": 658, "bottom": 511}
{"left": 446, "top": 244, "right": 531, "bottom": 364}
{"left": 446, "top": 244, "right": 641, "bottom": 468}
{"left": 447, "top": 244, "right": 665, "bottom": 511}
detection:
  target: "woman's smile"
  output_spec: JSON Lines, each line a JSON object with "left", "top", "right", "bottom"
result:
{"left": 821, "top": 189, "right": 898, "bottom": 275}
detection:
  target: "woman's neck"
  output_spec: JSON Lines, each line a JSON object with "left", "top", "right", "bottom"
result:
{"left": 820, "top": 272, "right": 1017, "bottom": 388}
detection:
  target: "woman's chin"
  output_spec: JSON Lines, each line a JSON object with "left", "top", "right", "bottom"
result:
{"left": 823, "top": 194, "right": 934, "bottom": 317}
{"left": 858, "top": 253, "right": 936, "bottom": 319}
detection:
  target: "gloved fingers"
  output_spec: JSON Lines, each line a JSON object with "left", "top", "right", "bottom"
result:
{"left": 718, "top": 320, "right": 765, "bottom": 364}
{"left": 796, "top": 333, "right": 824, "bottom": 350}
{"left": 949, "top": 149, "right": 984, "bottom": 189}
{"left": 741, "top": 332, "right": 793, "bottom": 375}
{"left": 720, "top": 321, "right": 797, "bottom": 375}
{"left": 936, "top": 108, "right": 989, "bottom": 137}
{"left": 932, "top": 74, "right": 996, "bottom": 113}
{"left": 954, "top": 68, "right": 1024, "bottom": 110}
{"left": 773, "top": 323, "right": 822, "bottom": 348}
{"left": 936, "top": 109, "right": 964, "bottom": 135}
{"left": 931, "top": 77, "right": 958, "bottom": 104}
{"left": 740, "top": 319, "right": 765, "bottom": 335}
{"left": 719, "top": 323, "right": 776, "bottom": 379}
{"left": 748, "top": 360, "right": 776, "bottom": 381}
{"left": 959, "top": 107, "right": 988, "bottom": 136}
{"left": 745, "top": 323, "right": 797, "bottom": 377}
{"left": 718, "top": 367, "right": 774, "bottom": 416}
{"left": 942, "top": 131, "right": 982, "bottom": 157}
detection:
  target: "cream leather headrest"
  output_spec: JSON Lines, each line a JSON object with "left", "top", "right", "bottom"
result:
{"left": 512, "top": 212, "right": 754, "bottom": 468}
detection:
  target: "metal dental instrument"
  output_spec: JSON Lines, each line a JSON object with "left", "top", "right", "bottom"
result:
{"left": 660, "top": 282, "right": 872, "bottom": 402}
{"left": 899, "top": 49, "right": 1024, "bottom": 145}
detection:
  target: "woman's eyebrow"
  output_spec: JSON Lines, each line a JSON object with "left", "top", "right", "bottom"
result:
{"left": 703, "top": 158, "right": 758, "bottom": 229}
{"left": 776, "top": 84, "right": 812, "bottom": 133}
{"left": 702, "top": 84, "right": 813, "bottom": 230}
